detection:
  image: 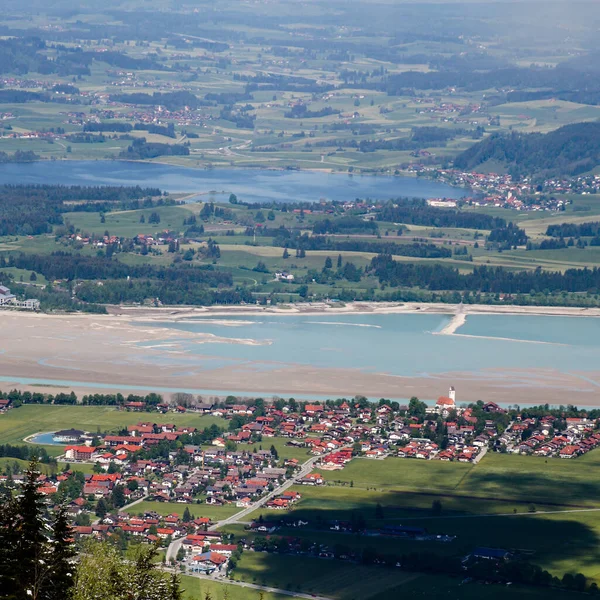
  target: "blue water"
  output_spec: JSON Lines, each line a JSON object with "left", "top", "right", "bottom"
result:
{"left": 134, "top": 313, "right": 600, "bottom": 375}
{"left": 28, "top": 432, "right": 63, "bottom": 446}
{"left": 5, "top": 313, "right": 600, "bottom": 405}
{"left": 0, "top": 161, "right": 463, "bottom": 203}
{"left": 460, "top": 314, "right": 600, "bottom": 347}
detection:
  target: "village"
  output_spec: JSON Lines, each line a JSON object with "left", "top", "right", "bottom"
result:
{"left": 2, "top": 384, "right": 600, "bottom": 590}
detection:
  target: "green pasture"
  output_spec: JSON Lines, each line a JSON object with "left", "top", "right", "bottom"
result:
{"left": 126, "top": 500, "right": 241, "bottom": 521}
{"left": 319, "top": 452, "right": 600, "bottom": 507}
{"left": 181, "top": 577, "right": 291, "bottom": 600}
{"left": 64, "top": 204, "right": 198, "bottom": 238}
{"left": 232, "top": 552, "right": 414, "bottom": 600}
{"left": 0, "top": 405, "right": 227, "bottom": 446}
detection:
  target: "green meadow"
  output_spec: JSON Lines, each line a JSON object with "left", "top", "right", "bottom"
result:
{"left": 0, "top": 405, "right": 227, "bottom": 448}
{"left": 125, "top": 500, "right": 241, "bottom": 521}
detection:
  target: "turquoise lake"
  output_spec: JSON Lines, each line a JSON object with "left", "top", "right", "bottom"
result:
{"left": 135, "top": 313, "right": 600, "bottom": 377}
{"left": 0, "top": 161, "right": 463, "bottom": 203}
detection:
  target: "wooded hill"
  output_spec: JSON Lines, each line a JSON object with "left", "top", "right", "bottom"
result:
{"left": 453, "top": 122, "right": 600, "bottom": 178}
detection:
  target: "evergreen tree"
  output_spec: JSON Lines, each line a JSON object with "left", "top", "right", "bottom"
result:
{"left": 0, "top": 460, "right": 75, "bottom": 600}
{"left": 48, "top": 504, "right": 76, "bottom": 600}
{"left": 337, "top": 254, "right": 343, "bottom": 268}
{"left": 111, "top": 484, "right": 126, "bottom": 508}
{"left": 183, "top": 506, "right": 192, "bottom": 523}
{"left": 15, "top": 459, "right": 50, "bottom": 600}
{"left": 0, "top": 485, "right": 20, "bottom": 598}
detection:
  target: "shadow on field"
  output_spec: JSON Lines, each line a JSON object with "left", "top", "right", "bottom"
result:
{"left": 250, "top": 499, "right": 600, "bottom": 577}
{"left": 458, "top": 469, "right": 600, "bottom": 506}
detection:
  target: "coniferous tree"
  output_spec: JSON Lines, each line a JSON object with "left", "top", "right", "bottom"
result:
{"left": 47, "top": 504, "right": 76, "bottom": 600}
{"left": 95, "top": 498, "right": 107, "bottom": 519}
{"left": 0, "top": 485, "right": 20, "bottom": 598}
{"left": 15, "top": 459, "right": 50, "bottom": 600}
{"left": 0, "top": 459, "right": 75, "bottom": 600}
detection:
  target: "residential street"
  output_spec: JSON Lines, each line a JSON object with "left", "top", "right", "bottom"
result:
{"left": 166, "top": 448, "right": 341, "bottom": 561}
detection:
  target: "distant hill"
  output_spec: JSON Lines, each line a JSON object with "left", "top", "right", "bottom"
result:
{"left": 453, "top": 122, "right": 600, "bottom": 178}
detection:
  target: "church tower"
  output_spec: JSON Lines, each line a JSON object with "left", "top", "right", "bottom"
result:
{"left": 448, "top": 386, "right": 456, "bottom": 404}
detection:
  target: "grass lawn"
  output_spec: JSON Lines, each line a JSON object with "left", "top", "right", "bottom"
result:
{"left": 320, "top": 457, "right": 473, "bottom": 493}
{"left": 181, "top": 576, "right": 291, "bottom": 600}
{"left": 232, "top": 552, "right": 415, "bottom": 600}
{"left": 236, "top": 437, "right": 311, "bottom": 463}
{"left": 0, "top": 405, "right": 227, "bottom": 446}
{"left": 244, "top": 484, "right": 571, "bottom": 527}
{"left": 0, "top": 457, "right": 99, "bottom": 475}
{"left": 321, "top": 452, "right": 600, "bottom": 507}
{"left": 394, "top": 509, "right": 600, "bottom": 582}
{"left": 372, "top": 574, "right": 585, "bottom": 600}
{"left": 456, "top": 451, "right": 600, "bottom": 506}
{"left": 126, "top": 500, "right": 241, "bottom": 521}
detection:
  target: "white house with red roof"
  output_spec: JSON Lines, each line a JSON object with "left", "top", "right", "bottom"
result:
{"left": 435, "top": 386, "right": 456, "bottom": 416}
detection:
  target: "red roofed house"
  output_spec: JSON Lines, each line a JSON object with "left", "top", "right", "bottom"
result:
{"left": 436, "top": 386, "right": 456, "bottom": 414}
{"left": 65, "top": 446, "right": 96, "bottom": 461}
{"left": 559, "top": 445, "right": 580, "bottom": 459}
{"left": 209, "top": 544, "right": 238, "bottom": 556}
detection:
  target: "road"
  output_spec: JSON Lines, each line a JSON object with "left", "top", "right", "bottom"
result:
{"left": 166, "top": 448, "right": 341, "bottom": 561}
{"left": 121, "top": 493, "right": 149, "bottom": 513}
{"left": 472, "top": 445, "right": 487, "bottom": 464}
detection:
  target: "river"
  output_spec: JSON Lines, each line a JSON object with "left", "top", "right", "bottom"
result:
{"left": 0, "top": 160, "right": 463, "bottom": 203}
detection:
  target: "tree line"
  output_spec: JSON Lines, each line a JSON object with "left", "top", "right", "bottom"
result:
{"left": 370, "top": 254, "right": 600, "bottom": 294}
{"left": 546, "top": 222, "right": 600, "bottom": 238}
{"left": 275, "top": 233, "right": 453, "bottom": 259}
{"left": 376, "top": 199, "right": 506, "bottom": 230}
{"left": 6, "top": 253, "right": 232, "bottom": 286}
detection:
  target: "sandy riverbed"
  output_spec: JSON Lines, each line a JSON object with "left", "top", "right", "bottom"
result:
{"left": 1, "top": 303, "right": 600, "bottom": 406}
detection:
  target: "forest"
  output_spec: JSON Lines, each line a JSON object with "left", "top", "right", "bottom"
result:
{"left": 0, "top": 184, "right": 161, "bottom": 236}
{"left": 546, "top": 222, "right": 600, "bottom": 238}
{"left": 376, "top": 199, "right": 506, "bottom": 230}
{"left": 119, "top": 138, "right": 190, "bottom": 160}
{"left": 453, "top": 123, "right": 600, "bottom": 178}
{"left": 370, "top": 254, "right": 600, "bottom": 294}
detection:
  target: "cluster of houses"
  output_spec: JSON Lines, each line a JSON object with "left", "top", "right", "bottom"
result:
{"left": 409, "top": 166, "right": 596, "bottom": 212}
{"left": 73, "top": 509, "right": 226, "bottom": 556}
{"left": 498, "top": 416, "right": 600, "bottom": 458}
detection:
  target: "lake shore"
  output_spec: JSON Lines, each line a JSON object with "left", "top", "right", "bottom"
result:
{"left": 2, "top": 305, "right": 600, "bottom": 406}
{"left": 106, "top": 301, "right": 600, "bottom": 320}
